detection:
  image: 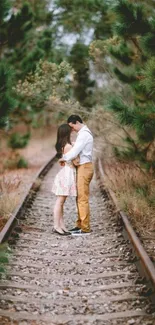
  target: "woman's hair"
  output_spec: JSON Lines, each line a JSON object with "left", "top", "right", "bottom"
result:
{"left": 55, "top": 124, "right": 72, "bottom": 158}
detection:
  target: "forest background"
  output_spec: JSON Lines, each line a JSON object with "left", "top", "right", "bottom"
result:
{"left": 0, "top": 0, "right": 155, "bottom": 236}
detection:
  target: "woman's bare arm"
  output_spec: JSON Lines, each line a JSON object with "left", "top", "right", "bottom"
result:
{"left": 63, "top": 144, "right": 73, "bottom": 154}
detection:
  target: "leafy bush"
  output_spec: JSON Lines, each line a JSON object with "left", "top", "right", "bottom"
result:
{"left": 4, "top": 154, "right": 28, "bottom": 169}
{"left": 8, "top": 132, "right": 30, "bottom": 149}
{"left": 17, "top": 157, "right": 28, "bottom": 168}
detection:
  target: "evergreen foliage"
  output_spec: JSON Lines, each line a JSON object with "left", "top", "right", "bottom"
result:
{"left": 17, "top": 157, "right": 28, "bottom": 168}
{"left": 140, "top": 58, "right": 155, "bottom": 96}
{"left": 7, "top": 3, "right": 33, "bottom": 47}
{"left": 52, "top": 0, "right": 113, "bottom": 105}
{"left": 69, "top": 42, "right": 95, "bottom": 107}
{"left": 8, "top": 132, "right": 30, "bottom": 148}
{"left": 0, "top": 0, "right": 115, "bottom": 128}
{"left": 15, "top": 60, "right": 73, "bottom": 109}
{"left": 13, "top": 0, "right": 52, "bottom": 25}
{"left": 0, "top": 0, "right": 10, "bottom": 47}
{"left": 0, "top": 0, "right": 67, "bottom": 130}
{"left": 109, "top": 42, "right": 134, "bottom": 65}
{"left": 113, "top": 0, "right": 150, "bottom": 37}
{"left": 1, "top": 0, "right": 155, "bottom": 172}
{"left": 108, "top": 0, "right": 155, "bottom": 168}
{"left": 6, "top": 2, "right": 55, "bottom": 78}
{"left": 90, "top": 0, "right": 155, "bottom": 169}
{"left": 0, "top": 61, "right": 16, "bottom": 127}
{"left": 107, "top": 97, "right": 134, "bottom": 126}
{"left": 0, "top": 0, "right": 10, "bottom": 22}
{"left": 54, "top": 0, "right": 113, "bottom": 38}
{"left": 142, "top": 32, "right": 155, "bottom": 56}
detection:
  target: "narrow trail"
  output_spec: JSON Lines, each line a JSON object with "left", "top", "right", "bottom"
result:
{"left": 0, "top": 162, "right": 154, "bottom": 325}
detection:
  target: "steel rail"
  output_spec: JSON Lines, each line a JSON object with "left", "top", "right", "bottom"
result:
{"left": 0, "top": 155, "right": 57, "bottom": 244}
{"left": 97, "top": 157, "right": 155, "bottom": 302}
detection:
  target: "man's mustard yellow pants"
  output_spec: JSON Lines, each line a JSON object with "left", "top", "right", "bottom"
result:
{"left": 76, "top": 162, "right": 94, "bottom": 232}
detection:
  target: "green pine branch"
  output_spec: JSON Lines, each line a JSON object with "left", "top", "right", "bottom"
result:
{"left": 109, "top": 42, "right": 134, "bottom": 65}
{"left": 113, "top": 0, "right": 150, "bottom": 37}
{"left": 140, "top": 58, "right": 155, "bottom": 97}
{"left": 107, "top": 96, "right": 135, "bottom": 126}
{"left": 0, "top": 61, "right": 16, "bottom": 127}
{"left": 141, "top": 33, "right": 155, "bottom": 56}
{"left": 114, "top": 67, "right": 137, "bottom": 83}
{"left": 0, "top": 0, "right": 10, "bottom": 23}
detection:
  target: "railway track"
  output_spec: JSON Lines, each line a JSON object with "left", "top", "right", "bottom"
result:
{"left": 0, "top": 156, "right": 155, "bottom": 325}
{"left": 96, "top": 159, "right": 155, "bottom": 301}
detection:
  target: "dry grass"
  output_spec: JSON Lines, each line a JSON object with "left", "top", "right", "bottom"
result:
{"left": 0, "top": 175, "right": 21, "bottom": 231}
{"left": 0, "top": 174, "right": 21, "bottom": 194}
{"left": 102, "top": 160, "right": 155, "bottom": 235}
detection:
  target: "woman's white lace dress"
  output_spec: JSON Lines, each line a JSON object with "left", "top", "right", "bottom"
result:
{"left": 52, "top": 162, "right": 77, "bottom": 196}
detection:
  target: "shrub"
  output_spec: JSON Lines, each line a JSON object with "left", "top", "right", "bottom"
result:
{"left": 0, "top": 175, "right": 21, "bottom": 222}
{"left": 17, "top": 157, "right": 28, "bottom": 168}
{"left": 8, "top": 132, "right": 30, "bottom": 149}
{"left": 4, "top": 154, "right": 28, "bottom": 169}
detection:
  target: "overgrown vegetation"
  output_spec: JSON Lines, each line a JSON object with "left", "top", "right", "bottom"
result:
{"left": 0, "top": 175, "right": 21, "bottom": 231}
{"left": 8, "top": 133, "right": 30, "bottom": 149}
{"left": 0, "top": 244, "right": 10, "bottom": 276}
{"left": 90, "top": 0, "right": 155, "bottom": 170}
{"left": 102, "top": 159, "right": 155, "bottom": 235}
{"left": 88, "top": 0, "right": 155, "bottom": 233}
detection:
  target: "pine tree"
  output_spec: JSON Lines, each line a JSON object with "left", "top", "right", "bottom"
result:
{"left": 104, "top": 0, "right": 155, "bottom": 170}
{"left": 0, "top": 0, "right": 16, "bottom": 128}
{"left": 0, "top": 61, "right": 16, "bottom": 128}
{"left": 13, "top": 0, "right": 52, "bottom": 25}
{"left": 0, "top": 0, "right": 10, "bottom": 50}
{"left": 6, "top": 3, "right": 48, "bottom": 78}
{"left": 1, "top": 0, "right": 62, "bottom": 79}
{"left": 53, "top": 0, "right": 113, "bottom": 106}
{"left": 0, "top": 1, "right": 63, "bottom": 129}
{"left": 53, "top": 0, "right": 113, "bottom": 37}
{"left": 69, "top": 42, "right": 95, "bottom": 107}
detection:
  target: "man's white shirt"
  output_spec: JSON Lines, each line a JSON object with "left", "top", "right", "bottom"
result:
{"left": 63, "top": 125, "right": 93, "bottom": 165}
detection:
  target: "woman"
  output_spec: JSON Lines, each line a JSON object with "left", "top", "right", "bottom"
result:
{"left": 52, "top": 124, "right": 78, "bottom": 235}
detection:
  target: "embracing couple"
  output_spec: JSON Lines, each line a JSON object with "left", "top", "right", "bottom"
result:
{"left": 52, "top": 115, "right": 94, "bottom": 236}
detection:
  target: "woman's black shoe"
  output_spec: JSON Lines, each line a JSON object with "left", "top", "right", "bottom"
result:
{"left": 63, "top": 231, "right": 71, "bottom": 235}
{"left": 54, "top": 229, "right": 70, "bottom": 236}
{"left": 62, "top": 229, "right": 71, "bottom": 235}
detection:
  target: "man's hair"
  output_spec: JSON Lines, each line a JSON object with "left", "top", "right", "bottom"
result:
{"left": 67, "top": 115, "right": 83, "bottom": 124}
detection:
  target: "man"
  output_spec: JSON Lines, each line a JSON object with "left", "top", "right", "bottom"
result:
{"left": 59, "top": 115, "right": 94, "bottom": 234}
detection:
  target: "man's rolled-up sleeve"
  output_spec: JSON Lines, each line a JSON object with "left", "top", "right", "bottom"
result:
{"left": 63, "top": 133, "right": 87, "bottom": 161}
